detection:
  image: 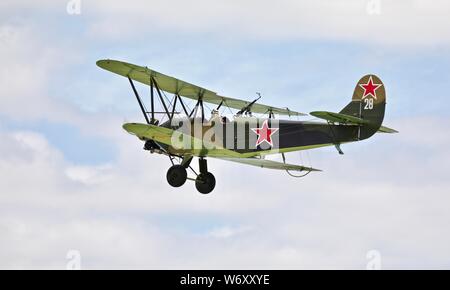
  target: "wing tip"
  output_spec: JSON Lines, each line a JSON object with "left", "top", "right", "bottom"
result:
{"left": 96, "top": 59, "right": 126, "bottom": 69}
{"left": 96, "top": 59, "right": 107, "bottom": 65}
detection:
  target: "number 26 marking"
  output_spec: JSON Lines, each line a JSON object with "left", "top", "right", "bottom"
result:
{"left": 364, "top": 98, "right": 374, "bottom": 110}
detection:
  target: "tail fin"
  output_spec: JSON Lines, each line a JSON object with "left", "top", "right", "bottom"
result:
{"left": 340, "top": 74, "right": 386, "bottom": 139}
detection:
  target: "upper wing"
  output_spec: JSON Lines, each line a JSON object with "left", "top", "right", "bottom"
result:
{"left": 97, "top": 59, "right": 305, "bottom": 116}
{"left": 216, "top": 157, "right": 321, "bottom": 172}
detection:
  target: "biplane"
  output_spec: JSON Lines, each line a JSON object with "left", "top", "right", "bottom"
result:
{"left": 97, "top": 59, "right": 397, "bottom": 194}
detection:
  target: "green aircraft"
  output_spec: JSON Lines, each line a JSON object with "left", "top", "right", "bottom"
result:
{"left": 97, "top": 59, "right": 397, "bottom": 194}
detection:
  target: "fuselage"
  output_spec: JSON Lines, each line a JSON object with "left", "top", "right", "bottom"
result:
{"left": 159, "top": 116, "right": 361, "bottom": 158}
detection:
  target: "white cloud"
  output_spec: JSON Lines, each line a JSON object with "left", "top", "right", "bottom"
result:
{"left": 0, "top": 25, "right": 69, "bottom": 120}
{"left": 1, "top": 116, "right": 450, "bottom": 269}
{"left": 0, "top": 217, "right": 170, "bottom": 269}
{"left": 207, "top": 225, "right": 252, "bottom": 239}
{"left": 65, "top": 164, "right": 114, "bottom": 186}
{"left": 1, "top": 0, "right": 450, "bottom": 270}
{"left": 86, "top": 0, "right": 450, "bottom": 47}
{"left": 0, "top": 23, "right": 128, "bottom": 141}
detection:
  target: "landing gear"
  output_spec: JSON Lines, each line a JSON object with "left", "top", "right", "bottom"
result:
{"left": 166, "top": 165, "right": 187, "bottom": 187}
{"left": 195, "top": 172, "right": 216, "bottom": 194}
{"left": 165, "top": 157, "right": 215, "bottom": 193}
{"left": 195, "top": 158, "right": 215, "bottom": 194}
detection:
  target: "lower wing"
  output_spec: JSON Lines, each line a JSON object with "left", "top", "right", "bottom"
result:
{"left": 215, "top": 157, "right": 321, "bottom": 172}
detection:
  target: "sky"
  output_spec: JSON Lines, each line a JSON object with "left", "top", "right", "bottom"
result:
{"left": 0, "top": 0, "right": 450, "bottom": 269}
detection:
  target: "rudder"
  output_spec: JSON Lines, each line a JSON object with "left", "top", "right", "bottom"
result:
{"left": 340, "top": 74, "right": 386, "bottom": 139}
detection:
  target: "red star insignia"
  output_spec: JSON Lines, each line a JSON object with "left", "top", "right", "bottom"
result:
{"left": 359, "top": 76, "right": 382, "bottom": 100}
{"left": 251, "top": 120, "right": 279, "bottom": 147}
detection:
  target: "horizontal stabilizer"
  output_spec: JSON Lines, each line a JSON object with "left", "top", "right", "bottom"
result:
{"left": 378, "top": 125, "right": 398, "bottom": 133}
{"left": 216, "top": 157, "right": 321, "bottom": 172}
{"left": 310, "top": 111, "right": 369, "bottom": 125}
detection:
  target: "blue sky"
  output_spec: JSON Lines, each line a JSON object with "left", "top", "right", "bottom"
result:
{"left": 1, "top": 0, "right": 450, "bottom": 269}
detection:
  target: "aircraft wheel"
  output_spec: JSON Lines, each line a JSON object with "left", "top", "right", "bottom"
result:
{"left": 195, "top": 172, "right": 216, "bottom": 194}
{"left": 166, "top": 165, "right": 187, "bottom": 187}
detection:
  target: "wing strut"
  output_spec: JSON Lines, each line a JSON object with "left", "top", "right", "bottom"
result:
{"left": 150, "top": 77, "right": 155, "bottom": 123}
{"left": 216, "top": 100, "right": 224, "bottom": 110}
{"left": 189, "top": 99, "right": 199, "bottom": 118}
{"left": 189, "top": 97, "right": 205, "bottom": 122}
{"left": 177, "top": 94, "right": 190, "bottom": 116}
{"left": 200, "top": 99, "right": 205, "bottom": 122}
{"left": 151, "top": 76, "right": 171, "bottom": 121}
{"left": 170, "top": 95, "right": 178, "bottom": 120}
{"left": 237, "top": 94, "right": 261, "bottom": 115}
{"left": 128, "top": 76, "right": 150, "bottom": 124}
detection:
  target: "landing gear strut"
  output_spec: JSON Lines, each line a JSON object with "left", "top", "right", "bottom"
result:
{"left": 195, "top": 158, "right": 215, "bottom": 194}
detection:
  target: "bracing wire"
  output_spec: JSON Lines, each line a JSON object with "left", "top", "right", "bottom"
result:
{"left": 306, "top": 150, "right": 312, "bottom": 168}
{"left": 223, "top": 100, "right": 235, "bottom": 115}
{"left": 203, "top": 102, "right": 214, "bottom": 120}
{"left": 220, "top": 105, "right": 227, "bottom": 116}
{"left": 160, "top": 89, "right": 173, "bottom": 107}
{"left": 156, "top": 95, "right": 167, "bottom": 124}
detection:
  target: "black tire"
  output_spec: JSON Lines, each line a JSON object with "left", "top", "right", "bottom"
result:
{"left": 195, "top": 172, "right": 216, "bottom": 194}
{"left": 166, "top": 165, "right": 187, "bottom": 187}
